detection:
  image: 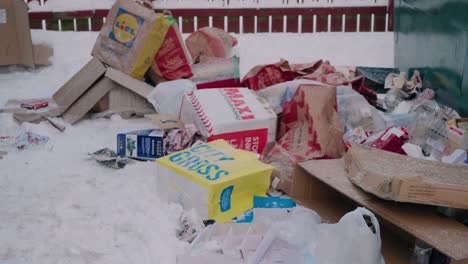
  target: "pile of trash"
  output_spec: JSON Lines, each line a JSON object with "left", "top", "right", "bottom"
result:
{"left": 2, "top": 0, "right": 467, "bottom": 263}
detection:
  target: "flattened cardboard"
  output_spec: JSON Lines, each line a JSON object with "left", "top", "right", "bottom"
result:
{"left": 58, "top": 63, "right": 156, "bottom": 124}
{"left": 345, "top": 143, "right": 468, "bottom": 209}
{"left": 63, "top": 77, "right": 116, "bottom": 124}
{"left": 91, "top": 67, "right": 155, "bottom": 114}
{"left": 0, "top": 0, "right": 34, "bottom": 67}
{"left": 0, "top": 0, "right": 52, "bottom": 67}
{"left": 53, "top": 58, "right": 107, "bottom": 111}
{"left": 32, "top": 44, "right": 54, "bottom": 66}
{"left": 295, "top": 158, "right": 468, "bottom": 262}
{"left": 105, "top": 66, "right": 153, "bottom": 98}
{"left": 145, "top": 114, "right": 183, "bottom": 130}
{"left": 106, "top": 85, "right": 155, "bottom": 113}
{"left": 13, "top": 107, "right": 62, "bottom": 124}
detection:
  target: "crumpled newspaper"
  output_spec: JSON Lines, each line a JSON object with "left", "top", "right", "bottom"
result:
{"left": 89, "top": 148, "right": 132, "bottom": 169}
{"left": 176, "top": 209, "right": 205, "bottom": 243}
{"left": 164, "top": 124, "right": 206, "bottom": 154}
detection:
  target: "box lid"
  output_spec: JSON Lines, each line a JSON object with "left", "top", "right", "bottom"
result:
{"left": 156, "top": 140, "right": 273, "bottom": 186}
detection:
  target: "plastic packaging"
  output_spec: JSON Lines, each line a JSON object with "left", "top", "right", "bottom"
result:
{"left": 313, "top": 207, "right": 384, "bottom": 264}
{"left": 410, "top": 240, "right": 432, "bottom": 264}
{"left": 146, "top": 79, "right": 196, "bottom": 116}
{"left": 337, "top": 87, "right": 386, "bottom": 133}
{"left": 190, "top": 56, "right": 241, "bottom": 89}
{"left": 256, "top": 79, "right": 322, "bottom": 114}
{"left": 185, "top": 27, "right": 238, "bottom": 61}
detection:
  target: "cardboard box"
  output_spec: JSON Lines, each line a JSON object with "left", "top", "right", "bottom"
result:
{"left": 53, "top": 58, "right": 156, "bottom": 124}
{"left": 155, "top": 140, "right": 273, "bottom": 223}
{"left": 0, "top": 0, "right": 53, "bottom": 67}
{"left": 345, "top": 143, "right": 468, "bottom": 209}
{"left": 117, "top": 128, "right": 165, "bottom": 160}
{"left": 447, "top": 118, "right": 468, "bottom": 151}
{"left": 116, "top": 114, "right": 181, "bottom": 159}
{"left": 290, "top": 158, "right": 468, "bottom": 263}
{"left": 179, "top": 88, "right": 277, "bottom": 154}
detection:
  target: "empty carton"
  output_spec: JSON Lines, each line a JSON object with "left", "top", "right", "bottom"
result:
{"left": 155, "top": 140, "right": 273, "bottom": 222}
{"left": 179, "top": 88, "right": 277, "bottom": 154}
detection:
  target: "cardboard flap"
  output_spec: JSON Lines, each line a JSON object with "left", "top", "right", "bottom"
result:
{"left": 105, "top": 67, "right": 154, "bottom": 98}
{"left": 63, "top": 77, "right": 116, "bottom": 124}
{"left": 53, "top": 58, "right": 106, "bottom": 111}
{"left": 145, "top": 114, "right": 183, "bottom": 130}
{"left": 297, "top": 158, "right": 468, "bottom": 261}
{"left": 0, "top": 0, "right": 34, "bottom": 66}
{"left": 33, "top": 43, "right": 53, "bottom": 65}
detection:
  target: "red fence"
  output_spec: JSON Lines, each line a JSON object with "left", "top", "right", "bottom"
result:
{"left": 28, "top": 4, "right": 393, "bottom": 33}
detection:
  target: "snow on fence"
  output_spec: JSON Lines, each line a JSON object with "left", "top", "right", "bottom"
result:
{"left": 28, "top": 1, "right": 393, "bottom": 33}
{"left": 25, "top": 0, "right": 388, "bottom": 9}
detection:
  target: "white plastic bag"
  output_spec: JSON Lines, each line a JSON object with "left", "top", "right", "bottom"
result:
{"left": 313, "top": 207, "right": 385, "bottom": 264}
{"left": 337, "top": 87, "right": 386, "bottom": 133}
{"left": 146, "top": 79, "right": 196, "bottom": 116}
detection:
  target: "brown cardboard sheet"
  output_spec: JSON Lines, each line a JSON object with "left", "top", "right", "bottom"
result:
{"left": 62, "top": 77, "right": 115, "bottom": 124}
{"left": 345, "top": 143, "right": 468, "bottom": 209}
{"left": 53, "top": 58, "right": 106, "bottom": 111}
{"left": 0, "top": 0, "right": 52, "bottom": 67}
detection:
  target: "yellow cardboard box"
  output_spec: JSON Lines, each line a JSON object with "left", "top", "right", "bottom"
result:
{"left": 156, "top": 140, "right": 273, "bottom": 223}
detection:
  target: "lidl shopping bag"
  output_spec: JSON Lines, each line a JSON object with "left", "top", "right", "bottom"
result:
{"left": 91, "top": 0, "right": 170, "bottom": 79}
{"left": 156, "top": 140, "right": 273, "bottom": 223}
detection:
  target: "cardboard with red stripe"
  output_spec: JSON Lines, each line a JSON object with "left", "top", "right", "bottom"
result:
{"left": 179, "top": 88, "right": 277, "bottom": 154}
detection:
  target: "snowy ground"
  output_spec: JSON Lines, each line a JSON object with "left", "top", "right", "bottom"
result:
{"left": 0, "top": 30, "right": 393, "bottom": 264}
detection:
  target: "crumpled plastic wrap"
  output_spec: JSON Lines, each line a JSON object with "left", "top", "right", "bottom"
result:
{"left": 185, "top": 27, "right": 238, "bottom": 61}
{"left": 89, "top": 147, "right": 132, "bottom": 169}
{"left": 164, "top": 124, "right": 205, "bottom": 154}
{"left": 337, "top": 87, "right": 386, "bottom": 134}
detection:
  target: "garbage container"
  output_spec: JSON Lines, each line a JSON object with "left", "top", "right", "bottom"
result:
{"left": 394, "top": 0, "right": 468, "bottom": 116}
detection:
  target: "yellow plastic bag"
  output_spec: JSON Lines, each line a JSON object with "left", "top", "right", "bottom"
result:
{"left": 156, "top": 140, "right": 273, "bottom": 223}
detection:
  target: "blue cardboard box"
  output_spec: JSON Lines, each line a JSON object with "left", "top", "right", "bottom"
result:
{"left": 117, "top": 129, "right": 165, "bottom": 160}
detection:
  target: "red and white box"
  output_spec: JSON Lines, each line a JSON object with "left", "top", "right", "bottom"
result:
{"left": 179, "top": 88, "right": 277, "bottom": 154}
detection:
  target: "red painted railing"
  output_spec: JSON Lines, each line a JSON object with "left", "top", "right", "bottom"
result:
{"left": 28, "top": 2, "right": 393, "bottom": 33}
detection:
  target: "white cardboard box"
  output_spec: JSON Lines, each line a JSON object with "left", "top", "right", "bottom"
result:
{"left": 179, "top": 88, "right": 277, "bottom": 154}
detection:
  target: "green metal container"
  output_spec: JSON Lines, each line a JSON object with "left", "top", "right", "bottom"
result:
{"left": 394, "top": 0, "right": 468, "bottom": 116}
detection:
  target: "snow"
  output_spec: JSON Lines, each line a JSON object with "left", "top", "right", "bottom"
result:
{"left": 0, "top": 30, "right": 393, "bottom": 264}
{"left": 28, "top": 0, "right": 388, "bottom": 12}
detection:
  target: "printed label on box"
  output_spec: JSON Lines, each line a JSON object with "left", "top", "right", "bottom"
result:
{"left": 209, "top": 128, "right": 268, "bottom": 154}
{"left": 0, "top": 9, "right": 6, "bottom": 24}
{"left": 220, "top": 186, "right": 234, "bottom": 212}
{"left": 109, "top": 8, "right": 144, "bottom": 48}
{"left": 117, "top": 129, "right": 164, "bottom": 160}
